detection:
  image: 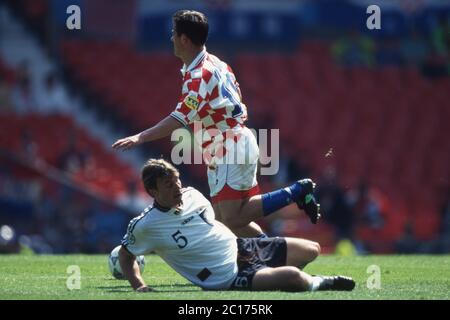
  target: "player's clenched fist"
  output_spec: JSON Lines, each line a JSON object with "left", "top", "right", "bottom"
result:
{"left": 112, "top": 134, "right": 141, "bottom": 150}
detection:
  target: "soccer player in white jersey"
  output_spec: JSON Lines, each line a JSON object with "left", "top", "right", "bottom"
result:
{"left": 112, "top": 10, "right": 320, "bottom": 237}
{"left": 119, "top": 158, "right": 355, "bottom": 292}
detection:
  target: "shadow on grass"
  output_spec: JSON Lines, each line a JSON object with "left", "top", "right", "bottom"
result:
{"left": 97, "top": 283, "right": 199, "bottom": 293}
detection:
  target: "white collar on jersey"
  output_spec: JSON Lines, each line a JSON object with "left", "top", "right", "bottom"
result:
{"left": 180, "top": 47, "right": 207, "bottom": 77}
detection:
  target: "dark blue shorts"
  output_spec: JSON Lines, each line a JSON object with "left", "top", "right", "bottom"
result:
{"left": 230, "top": 237, "right": 287, "bottom": 290}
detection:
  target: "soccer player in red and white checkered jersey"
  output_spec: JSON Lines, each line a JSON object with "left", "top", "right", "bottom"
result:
{"left": 112, "top": 10, "right": 320, "bottom": 237}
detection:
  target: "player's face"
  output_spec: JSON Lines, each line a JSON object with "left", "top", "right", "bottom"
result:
{"left": 171, "top": 28, "right": 181, "bottom": 57}
{"left": 153, "top": 174, "right": 183, "bottom": 208}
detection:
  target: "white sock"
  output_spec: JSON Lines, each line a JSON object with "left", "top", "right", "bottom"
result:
{"left": 309, "top": 276, "right": 323, "bottom": 291}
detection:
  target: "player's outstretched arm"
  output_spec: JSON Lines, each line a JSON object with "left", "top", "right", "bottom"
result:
{"left": 118, "top": 246, "right": 152, "bottom": 292}
{"left": 112, "top": 115, "right": 183, "bottom": 151}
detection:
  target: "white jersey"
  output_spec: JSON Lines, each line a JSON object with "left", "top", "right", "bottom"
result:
{"left": 121, "top": 187, "right": 238, "bottom": 290}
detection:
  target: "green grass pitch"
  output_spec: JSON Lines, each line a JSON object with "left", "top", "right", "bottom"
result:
{"left": 0, "top": 254, "right": 448, "bottom": 300}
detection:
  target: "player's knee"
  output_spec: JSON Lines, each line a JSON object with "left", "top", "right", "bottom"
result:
{"left": 311, "top": 241, "right": 321, "bottom": 258}
{"left": 304, "top": 242, "right": 320, "bottom": 263}
{"left": 311, "top": 243, "right": 321, "bottom": 260}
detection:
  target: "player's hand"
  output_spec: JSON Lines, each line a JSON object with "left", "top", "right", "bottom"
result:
{"left": 112, "top": 134, "right": 141, "bottom": 151}
{"left": 136, "top": 285, "right": 152, "bottom": 292}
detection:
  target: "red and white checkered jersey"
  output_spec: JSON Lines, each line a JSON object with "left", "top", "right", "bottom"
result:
{"left": 170, "top": 49, "right": 250, "bottom": 162}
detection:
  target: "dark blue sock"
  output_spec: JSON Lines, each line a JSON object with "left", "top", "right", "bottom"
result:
{"left": 261, "top": 182, "right": 302, "bottom": 216}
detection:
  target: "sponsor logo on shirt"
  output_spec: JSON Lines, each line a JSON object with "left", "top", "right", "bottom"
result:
{"left": 182, "top": 216, "right": 194, "bottom": 225}
{"left": 184, "top": 95, "right": 199, "bottom": 111}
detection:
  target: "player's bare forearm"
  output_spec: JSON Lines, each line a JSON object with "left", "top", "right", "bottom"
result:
{"left": 112, "top": 115, "right": 183, "bottom": 151}
{"left": 118, "top": 246, "right": 150, "bottom": 292}
{"left": 139, "top": 115, "right": 183, "bottom": 143}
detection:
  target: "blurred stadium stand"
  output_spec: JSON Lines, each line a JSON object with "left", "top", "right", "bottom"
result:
{"left": 1, "top": 0, "right": 449, "bottom": 254}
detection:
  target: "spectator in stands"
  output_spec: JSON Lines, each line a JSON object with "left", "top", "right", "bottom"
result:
{"left": 86, "top": 201, "right": 128, "bottom": 253}
{"left": 347, "top": 181, "right": 385, "bottom": 231}
{"left": 432, "top": 15, "right": 450, "bottom": 62}
{"left": 396, "top": 189, "right": 450, "bottom": 254}
{"left": 421, "top": 14, "right": 450, "bottom": 78}
{"left": 431, "top": 186, "right": 450, "bottom": 254}
{"left": 395, "top": 221, "right": 420, "bottom": 254}
{"left": 10, "top": 61, "right": 36, "bottom": 114}
{"left": 57, "top": 130, "right": 87, "bottom": 174}
{"left": 429, "top": 14, "right": 450, "bottom": 76}
{"left": 117, "top": 180, "right": 151, "bottom": 216}
{"left": 331, "top": 31, "right": 376, "bottom": 67}
{"left": 62, "top": 196, "right": 90, "bottom": 253}
{"left": 58, "top": 146, "right": 87, "bottom": 174}
{"left": 19, "top": 128, "right": 38, "bottom": 160}
{"left": 436, "top": 189, "right": 450, "bottom": 253}
{"left": 0, "top": 75, "right": 14, "bottom": 113}
{"left": 315, "top": 166, "right": 354, "bottom": 240}
{"left": 36, "top": 72, "right": 70, "bottom": 114}
{"left": 33, "top": 184, "right": 56, "bottom": 230}
{"left": 400, "top": 28, "right": 429, "bottom": 67}
{"left": 290, "top": 151, "right": 312, "bottom": 182}
{"left": 272, "top": 155, "right": 290, "bottom": 187}
{"left": 18, "top": 234, "right": 53, "bottom": 254}
{"left": 376, "top": 38, "right": 404, "bottom": 66}
{"left": 272, "top": 153, "right": 311, "bottom": 193}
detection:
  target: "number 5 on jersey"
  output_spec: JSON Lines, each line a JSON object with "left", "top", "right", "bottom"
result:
{"left": 171, "top": 230, "right": 188, "bottom": 249}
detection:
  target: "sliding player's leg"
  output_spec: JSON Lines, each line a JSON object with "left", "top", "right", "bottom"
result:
{"left": 251, "top": 267, "right": 356, "bottom": 292}
{"left": 230, "top": 237, "right": 355, "bottom": 292}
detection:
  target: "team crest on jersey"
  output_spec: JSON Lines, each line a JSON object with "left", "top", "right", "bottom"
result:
{"left": 184, "top": 95, "right": 199, "bottom": 111}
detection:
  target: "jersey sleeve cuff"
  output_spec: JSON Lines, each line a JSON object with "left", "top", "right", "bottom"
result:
{"left": 120, "top": 244, "right": 134, "bottom": 256}
{"left": 170, "top": 112, "right": 189, "bottom": 127}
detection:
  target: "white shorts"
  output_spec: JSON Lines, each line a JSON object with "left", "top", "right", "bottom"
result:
{"left": 207, "top": 127, "right": 259, "bottom": 202}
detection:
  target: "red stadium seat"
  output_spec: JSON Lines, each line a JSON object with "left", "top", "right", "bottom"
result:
{"left": 0, "top": 113, "right": 137, "bottom": 198}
